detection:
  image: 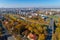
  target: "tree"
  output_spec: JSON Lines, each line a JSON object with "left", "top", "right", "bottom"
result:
{"left": 38, "top": 34, "right": 45, "bottom": 40}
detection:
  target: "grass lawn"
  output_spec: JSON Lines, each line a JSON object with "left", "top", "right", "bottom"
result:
{"left": 49, "top": 15, "right": 60, "bottom": 22}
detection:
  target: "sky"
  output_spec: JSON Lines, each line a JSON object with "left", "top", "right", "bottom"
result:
{"left": 0, "top": 0, "right": 60, "bottom": 8}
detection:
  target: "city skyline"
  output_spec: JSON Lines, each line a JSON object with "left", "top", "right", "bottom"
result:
{"left": 0, "top": 0, "right": 60, "bottom": 8}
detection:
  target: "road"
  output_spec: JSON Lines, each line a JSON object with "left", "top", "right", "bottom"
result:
{"left": 0, "top": 17, "right": 15, "bottom": 40}
{"left": 3, "top": 14, "right": 56, "bottom": 40}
